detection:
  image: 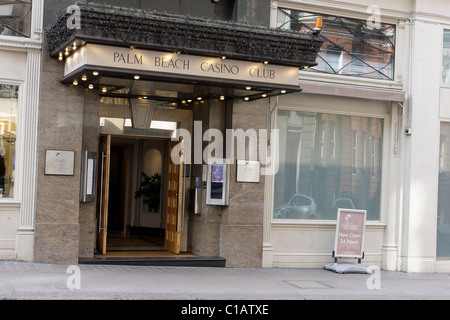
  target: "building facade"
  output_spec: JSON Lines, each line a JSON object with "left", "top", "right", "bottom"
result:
{"left": 3, "top": 0, "right": 450, "bottom": 273}
{"left": 264, "top": 0, "right": 450, "bottom": 273}
{"left": 0, "top": 0, "right": 42, "bottom": 262}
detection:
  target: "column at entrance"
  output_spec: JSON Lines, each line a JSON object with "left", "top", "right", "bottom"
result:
{"left": 220, "top": 98, "right": 268, "bottom": 268}
{"left": 34, "top": 47, "right": 97, "bottom": 264}
{"left": 188, "top": 95, "right": 269, "bottom": 267}
{"left": 188, "top": 91, "right": 226, "bottom": 257}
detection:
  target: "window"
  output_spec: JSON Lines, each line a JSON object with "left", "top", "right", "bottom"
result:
{"left": 277, "top": 8, "right": 395, "bottom": 80}
{"left": 274, "top": 110, "right": 383, "bottom": 220}
{"left": 437, "top": 123, "right": 450, "bottom": 259}
{"left": 442, "top": 30, "right": 450, "bottom": 85}
{"left": 0, "top": 84, "right": 18, "bottom": 199}
{"left": 0, "top": 1, "right": 32, "bottom": 38}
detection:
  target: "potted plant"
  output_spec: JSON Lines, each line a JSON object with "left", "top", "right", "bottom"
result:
{"left": 135, "top": 172, "right": 161, "bottom": 212}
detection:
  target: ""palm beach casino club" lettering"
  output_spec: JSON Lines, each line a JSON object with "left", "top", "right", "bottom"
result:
{"left": 113, "top": 51, "right": 277, "bottom": 80}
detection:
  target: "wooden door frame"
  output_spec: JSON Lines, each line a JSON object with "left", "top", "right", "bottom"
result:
{"left": 164, "top": 139, "right": 184, "bottom": 254}
{"left": 97, "top": 134, "right": 111, "bottom": 255}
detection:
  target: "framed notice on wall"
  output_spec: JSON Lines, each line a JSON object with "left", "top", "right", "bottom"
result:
{"left": 44, "top": 150, "right": 75, "bottom": 176}
{"left": 236, "top": 160, "right": 260, "bottom": 183}
{"left": 333, "top": 209, "right": 367, "bottom": 259}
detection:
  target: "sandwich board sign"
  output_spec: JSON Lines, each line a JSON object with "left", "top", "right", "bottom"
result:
{"left": 324, "top": 208, "right": 371, "bottom": 274}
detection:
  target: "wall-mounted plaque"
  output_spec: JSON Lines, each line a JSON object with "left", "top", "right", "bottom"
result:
{"left": 80, "top": 151, "right": 97, "bottom": 202}
{"left": 45, "top": 150, "right": 75, "bottom": 176}
{"left": 236, "top": 160, "right": 260, "bottom": 183}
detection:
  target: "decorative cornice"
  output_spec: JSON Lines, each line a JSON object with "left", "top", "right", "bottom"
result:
{"left": 0, "top": 36, "right": 42, "bottom": 51}
{"left": 46, "top": 1, "right": 323, "bottom": 68}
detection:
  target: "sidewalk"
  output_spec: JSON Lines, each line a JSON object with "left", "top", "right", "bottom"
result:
{"left": 0, "top": 261, "right": 449, "bottom": 301}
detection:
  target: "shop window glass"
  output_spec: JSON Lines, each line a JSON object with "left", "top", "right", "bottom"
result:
{"left": 274, "top": 110, "right": 383, "bottom": 220}
{"left": 277, "top": 8, "right": 395, "bottom": 80}
{"left": 0, "top": 1, "right": 32, "bottom": 38}
{"left": 442, "top": 30, "right": 450, "bottom": 85}
{"left": 0, "top": 84, "right": 17, "bottom": 198}
{"left": 437, "top": 123, "right": 450, "bottom": 258}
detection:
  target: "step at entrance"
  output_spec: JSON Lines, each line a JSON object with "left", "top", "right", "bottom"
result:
{"left": 79, "top": 252, "right": 226, "bottom": 267}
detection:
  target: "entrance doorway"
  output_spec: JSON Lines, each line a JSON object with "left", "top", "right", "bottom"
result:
{"left": 96, "top": 134, "right": 186, "bottom": 256}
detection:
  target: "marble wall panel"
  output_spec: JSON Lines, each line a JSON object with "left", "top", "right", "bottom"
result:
{"left": 34, "top": 45, "right": 86, "bottom": 264}
{"left": 220, "top": 98, "right": 269, "bottom": 267}
{"left": 34, "top": 222, "right": 79, "bottom": 264}
{"left": 78, "top": 85, "right": 99, "bottom": 259}
{"left": 220, "top": 225, "right": 263, "bottom": 268}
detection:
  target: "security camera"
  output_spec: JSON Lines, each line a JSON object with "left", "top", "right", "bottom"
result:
{"left": 405, "top": 127, "right": 412, "bottom": 135}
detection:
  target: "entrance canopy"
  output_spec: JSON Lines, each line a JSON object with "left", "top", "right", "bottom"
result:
{"left": 46, "top": 2, "right": 323, "bottom": 102}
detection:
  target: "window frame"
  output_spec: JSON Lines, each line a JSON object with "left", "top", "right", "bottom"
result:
{"left": 276, "top": 7, "right": 396, "bottom": 81}
{"left": 436, "top": 121, "right": 450, "bottom": 259}
{"left": 272, "top": 3, "right": 404, "bottom": 91}
{"left": 441, "top": 29, "right": 450, "bottom": 88}
{"left": 0, "top": 81, "right": 22, "bottom": 202}
{"left": 0, "top": 0, "right": 33, "bottom": 39}
{"left": 271, "top": 104, "right": 388, "bottom": 223}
